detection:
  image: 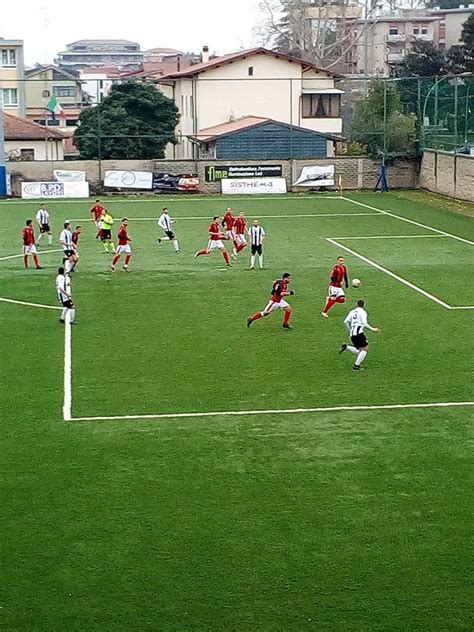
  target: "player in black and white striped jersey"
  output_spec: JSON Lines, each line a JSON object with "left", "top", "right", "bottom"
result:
{"left": 157, "top": 207, "right": 180, "bottom": 253}
{"left": 36, "top": 204, "right": 52, "bottom": 246}
{"left": 248, "top": 219, "right": 266, "bottom": 269}
{"left": 339, "top": 299, "right": 380, "bottom": 370}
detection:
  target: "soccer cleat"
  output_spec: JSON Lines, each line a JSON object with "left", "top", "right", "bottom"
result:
{"left": 123, "top": 266, "right": 129, "bottom": 273}
{"left": 321, "top": 312, "right": 329, "bottom": 318}
{"left": 59, "top": 318, "right": 65, "bottom": 325}
{"left": 353, "top": 365, "right": 364, "bottom": 371}
{"left": 247, "top": 318, "right": 253, "bottom": 328}
{"left": 176, "top": 250, "right": 180, "bottom": 254}
{"left": 339, "top": 343, "right": 347, "bottom": 354}
{"left": 158, "top": 238, "right": 162, "bottom": 244}
{"left": 35, "top": 266, "right": 43, "bottom": 270}
{"left": 249, "top": 266, "right": 255, "bottom": 270}
{"left": 227, "top": 263, "right": 233, "bottom": 267}
{"left": 194, "top": 252, "right": 199, "bottom": 258}
{"left": 111, "top": 265, "right": 116, "bottom": 272}
{"left": 231, "top": 253, "right": 237, "bottom": 260}
{"left": 283, "top": 324, "right": 292, "bottom": 330}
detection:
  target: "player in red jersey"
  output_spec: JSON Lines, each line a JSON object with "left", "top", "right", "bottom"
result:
{"left": 90, "top": 199, "right": 104, "bottom": 239}
{"left": 21, "top": 219, "right": 42, "bottom": 269}
{"left": 111, "top": 218, "right": 132, "bottom": 272}
{"left": 68, "top": 225, "right": 82, "bottom": 273}
{"left": 247, "top": 272, "right": 294, "bottom": 329}
{"left": 222, "top": 207, "right": 238, "bottom": 259}
{"left": 233, "top": 211, "right": 247, "bottom": 254}
{"left": 194, "top": 216, "right": 232, "bottom": 266}
{"left": 322, "top": 256, "right": 349, "bottom": 318}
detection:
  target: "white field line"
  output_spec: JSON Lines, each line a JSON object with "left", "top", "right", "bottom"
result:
{"left": 0, "top": 297, "right": 62, "bottom": 310}
{"left": 326, "top": 237, "right": 453, "bottom": 309}
{"left": 70, "top": 401, "right": 474, "bottom": 422}
{"left": 450, "top": 306, "right": 474, "bottom": 310}
{"left": 0, "top": 248, "right": 63, "bottom": 261}
{"left": 332, "top": 234, "right": 447, "bottom": 240}
{"left": 1, "top": 195, "right": 343, "bottom": 205}
{"left": 63, "top": 314, "right": 72, "bottom": 421}
{"left": 67, "top": 212, "right": 381, "bottom": 222}
{"left": 340, "top": 196, "right": 474, "bottom": 246}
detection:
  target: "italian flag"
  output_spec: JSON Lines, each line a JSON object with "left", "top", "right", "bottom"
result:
{"left": 46, "top": 96, "right": 65, "bottom": 120}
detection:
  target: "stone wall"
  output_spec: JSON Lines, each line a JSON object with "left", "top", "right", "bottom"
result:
{"left": 7, "top": 157, "right": 418, "bottom": 196}
{"left": 420, "top": 150, "right": 474, "bottom": 202}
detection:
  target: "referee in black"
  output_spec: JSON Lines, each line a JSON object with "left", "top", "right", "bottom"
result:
{"left": 248, "top": 219, "right": 266, "bottom": 269}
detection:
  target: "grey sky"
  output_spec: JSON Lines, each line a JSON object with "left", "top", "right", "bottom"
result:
{"left": 5, "top": 0, "right": 261, "bottom": 66}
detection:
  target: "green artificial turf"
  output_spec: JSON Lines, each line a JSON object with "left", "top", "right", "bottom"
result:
{"left": 0, "top": 191, "right": 472, "bottom": 630}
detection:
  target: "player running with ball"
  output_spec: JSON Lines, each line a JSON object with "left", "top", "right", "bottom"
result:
{"left": 247, "top": 272, "right": 294, "bottom": 330}
{"left": 339, "top": 299, "right": 380, "bottom": 371}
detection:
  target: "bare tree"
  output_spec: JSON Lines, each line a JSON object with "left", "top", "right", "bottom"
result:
{"left": 255, "top": 0, "right": 379, "bottom": 72}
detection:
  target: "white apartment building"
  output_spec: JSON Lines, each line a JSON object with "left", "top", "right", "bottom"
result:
{"left": 0, "top": 38, "right": 26, "bottom": 117}
{"left": 152, "top": 47, "right": 344, "bottom": 159}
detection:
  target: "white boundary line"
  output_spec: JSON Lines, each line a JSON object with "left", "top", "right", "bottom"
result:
{"left": 0, "top": 248, "right": 63, "bottom": 261}
{"left": 0, "top": 296, "right": 62, "bottom": 310}
{"left": 63, "top": 316, "right": 72, "bottom": 421}
{"left": 70, "top": 401, "right": 474, "bottom": 422}
{"left": 67, "top": 212, "right": 381, "bottom": 222}
{"left": 0, "top": 195, "right": 343, "bottom": 205}
{"left": 332, "top": 234, "right": 447, "bottom": 240}
{"left": 327, "top": 237, "right": 454, "bottom": 309}
{"left": 341, "top": 197, "right": 474, "bottom": 246}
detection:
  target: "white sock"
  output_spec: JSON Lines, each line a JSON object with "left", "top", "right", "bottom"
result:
{"left": 347, "top": 345, "right": 358, "bottom": 354}
{"left": 69, "top": 308, "right": 76, "bottom": 323}
{"left": 61, "top": 307, "right": 67, "bottom": 321}
{"left": 233, "top": 247, "right": 237, "bottom": 256}
{"left": 37, "top": 233, "right": 43, "bottom": 243}
{"left": 250, "top": 255, "right": 255, "bottom": 268}
{"left": 173, "top": 240, "right": 179, "bottom": 251}
{"left": 161, "top": 236, "right": 171, "bottom": 241}
{"left": 355, "top": 350, "right": 367, "bottom": 366}
{"left": 258, "top": 254, "right": 264, "bottom": 269}
{"left": 65, "top": 260, "right": 73, "bottom": 273}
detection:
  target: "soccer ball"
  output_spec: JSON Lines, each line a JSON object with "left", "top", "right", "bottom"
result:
{"left": 352, "top": 278, "right": 361, "bottom": 288}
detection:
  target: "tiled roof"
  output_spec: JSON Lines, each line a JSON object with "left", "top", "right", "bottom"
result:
{"left": 157, "top": 47, "right": 341, "bottom": 80}
{"left": 194, "top": 117, "right": 270, "bottom": 141}
{"left": 3, "top": 113, "right": 65, "bottom": 140}
{"left": 192, "top": 116, "right": 345, "bottom": 142}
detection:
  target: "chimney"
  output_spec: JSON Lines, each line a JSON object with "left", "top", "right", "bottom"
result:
{"left": 202, "top": 45, "right": 209, "bottom": 64}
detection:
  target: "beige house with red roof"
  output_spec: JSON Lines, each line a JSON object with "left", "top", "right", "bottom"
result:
{"left": 3, "top": 112, "right": 64, "bottom": 161}
{"left": 147, "top": 47, "right": 344, "bottom": 159}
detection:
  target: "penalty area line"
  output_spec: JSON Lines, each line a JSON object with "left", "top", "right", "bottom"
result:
{"left": 0, "top": 248, "right": 63, "bottom": 261}
{"left": 70, "top": 401, "right": 474, "bottom": 422}
{"left": 326, "top": 238, "right": 453, "bottom": 309}
{"left": 0, "top": 297, "right": 62, "bottom": 310}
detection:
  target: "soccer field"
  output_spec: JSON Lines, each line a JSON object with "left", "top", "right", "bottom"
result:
{"left": 0, "top": 190, "right": 472, "bottom": 630}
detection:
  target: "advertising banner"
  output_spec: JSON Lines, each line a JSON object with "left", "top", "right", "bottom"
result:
{"left": 206, "top": 164, "right": 282, "bottom": 182}
{"left": 221, "top": 177, "right": 287, "bottom": 195}
{"left": 21, "top": 181, "right": 90, "bottom": 199}
{"left": 293, "top": 165, "right": 335, "bottom": 187}
{"left": 153, "top": 172, "right": 199, "bottom": 192}
{"left": 53, "top": 169, "right": 86, "bottom": 182}
{"left": 104, "top": 170, "right": 153, "bottom": 190}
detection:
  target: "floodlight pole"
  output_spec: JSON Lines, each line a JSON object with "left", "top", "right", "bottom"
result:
{"left": 0, "top": 91, "right": 7, "bottom": 197}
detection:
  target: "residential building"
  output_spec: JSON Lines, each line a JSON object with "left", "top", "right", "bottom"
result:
{"left": 24, "top": 65, "right": 88, "bottom": 128}
{"left": 429, "top": 6, "right": 474, "bottom": 50}
{"left": 150, "top": 47, "right": 344, "bottom": 159}
{"left": 191, "top": 116, "right": 343, "bottom": 159}
{"left": 355, "top": 6, "right": 473, "bottom": 76}
{"left": 79, "top": 65, "right": 125, "bottom": 104}
{"left": 56, "top": 39, "right": 143, "bottom": 71}
{"left": 3, "top": 112, "right": 64, "bottom": 161}
{"left": 0, "top": 38, "right": 26, "bottom": 117}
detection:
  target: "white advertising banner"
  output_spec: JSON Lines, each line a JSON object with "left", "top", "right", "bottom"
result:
{"left": 221, "top": 177, "right": 287, "bottom": 195}
{"left": 21, "top": 181, "right": 90, "bottom": 199}
{"left": 293, "top": 165, "right": 335, "bottom": 187}
{"left": 53, "top": 169, "right": 86, "bottom": 182}
{"left": 104, "top": 170, "right": 153, "bottom": 190}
